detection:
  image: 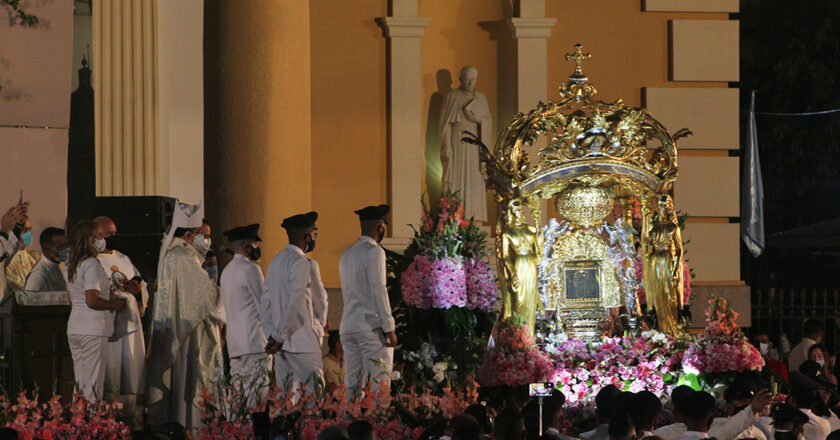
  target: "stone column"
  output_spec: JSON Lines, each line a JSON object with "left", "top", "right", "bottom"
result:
{"left": 93, "top": 0, "right": 205, "bottom": 202}
{"left": 509, "top": 0, "right": 556, "bottom": 112}
{"left": 93, "top": 0, "right": 159, "bottom": 196}
{"left": 377, "top": 2, "right": 429, "bottom": 240}
{"left": 203, "top": 0, "right": 312, "bottom": 268}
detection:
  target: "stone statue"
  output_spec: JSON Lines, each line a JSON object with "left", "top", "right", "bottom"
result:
{"left": 500, "top": 198, "right": 540, "bottom": 333}
{"left": 643, "top": 195, "right": 684, "bottom": 335}
{"left": 439, "top": 66, "right": 492, "bottom": 222}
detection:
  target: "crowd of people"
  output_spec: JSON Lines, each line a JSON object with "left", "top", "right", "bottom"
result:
{"left": 0, "top": 200, "right": 396, "bottom": 434}
{"left": 5, "top": 199, "right": 840, "bottom": 440}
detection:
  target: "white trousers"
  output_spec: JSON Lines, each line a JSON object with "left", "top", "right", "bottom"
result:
{"left": 341, "top": 330, "right": 393, "bottom": 397}
{"left": 68, "top": 334, "right": 107, "bottom": 401}
{"left": 274, "top": 351, "right": 323, "bottom": 402}
{"left": 230, "top": 353, "right": 271, "bottom": 409}
{"left": 104, "top": 328, "right": 146, "bottom": 429}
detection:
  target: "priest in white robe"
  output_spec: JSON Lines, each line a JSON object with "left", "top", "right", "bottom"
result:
{"left": 94, "top": 216, "right": 148, "bottom": 429}
{"left": 439, "top": 66, "right": 491, "bottom": 222}
{"left": 147, "top": 201, "right": 223, "bottom": 431}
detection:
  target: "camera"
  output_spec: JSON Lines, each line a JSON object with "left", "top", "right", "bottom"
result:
{"left": 529, "top": 382, "right": 554, "bottom": 397}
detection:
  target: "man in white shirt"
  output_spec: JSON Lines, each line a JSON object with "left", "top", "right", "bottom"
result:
{"left": 263, "top": 212, "right": 327, "bottom": 400}
{"left": 0, "top": 202, "right": 29, "bottom": 298}
{"left": 653, "top": 385, "right": 695, "bottom": 440}
{"left": 789, "top": 319, "right": 823, "bottom": 373}
{"left": 339, "top": 204, "right": 397, "bottom": 396}
{"left": 671, "top": 390, "right": 716, "bottom": 440}
{"left": 220, "top": 223, "right": 269, "bottom": 407}
{"left": 707, "top": 380, "right": 772, "bottom": 440}
{"left": 94, "top": 216, "right": 148, "bottom": 429}
{"left": 24, "top": 227, "right": 67, "bottom": 291}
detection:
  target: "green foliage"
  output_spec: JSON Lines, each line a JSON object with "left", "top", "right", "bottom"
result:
{"left": 1, "top": 0, "right": 39, "bottom": 27}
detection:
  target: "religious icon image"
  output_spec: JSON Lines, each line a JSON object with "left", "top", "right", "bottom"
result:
{"left": 564, "top": 263, "right": 600, "bottom": 301}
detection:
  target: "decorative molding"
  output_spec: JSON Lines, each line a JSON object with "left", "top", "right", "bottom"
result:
{"left": 376, "top": 16, "right": 429, "bottom": 38}
{"left": 508, "top": 17, "right": 556, "bottom": 39}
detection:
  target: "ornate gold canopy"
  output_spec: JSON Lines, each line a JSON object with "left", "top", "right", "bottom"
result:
{"left": 468, "top": 44, "right": 691, "bottom": 336}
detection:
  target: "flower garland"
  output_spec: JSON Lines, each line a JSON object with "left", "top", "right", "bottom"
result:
{"left": 682, "top": 297, "right": 764, "bottom": 375}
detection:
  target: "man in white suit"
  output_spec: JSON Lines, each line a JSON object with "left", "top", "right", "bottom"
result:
{"left": 220, "top": 223, "right": 269, "bottom": 407}
{"left": 339, "top": 204, "right": 397, "bottom": 396}
{"left": 263, "top": 212, "right": 327, "bottom": 400}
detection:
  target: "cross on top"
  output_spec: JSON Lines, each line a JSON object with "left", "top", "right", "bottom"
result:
{"left": 565, "top": 44, "right": 591, "bottom": 76}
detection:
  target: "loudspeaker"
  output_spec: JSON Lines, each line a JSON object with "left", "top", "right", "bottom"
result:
{"left": 92, "top": 196, "right": 176, "bottom": 234}
{"left": 106, "top": 233, "right": 164, "bottom": 282}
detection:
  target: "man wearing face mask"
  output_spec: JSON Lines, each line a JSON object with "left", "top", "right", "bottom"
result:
{"left": 220, "top": 223, "right": 269, "bottom": 408}
{"left": 263, "top": 212, "right": 327, "bottom": 401}
{"left": 24, "top": 227, "right": 68, "bottom": 292}
{"left": 193, "top": 219, "right": 213, "bottom": 257}
{"left": 339, "top": 204, "right": 397, "bottom": 396}
{"left": 92, "top": 216, "right": 148, "bottom": 429}
{"left": 6, "top": 218, "right": 41, "bottom": 292}
{"left": 147, "top": 201, "right": 224, "bottom": 431}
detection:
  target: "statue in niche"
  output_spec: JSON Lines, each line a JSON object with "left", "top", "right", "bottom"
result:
{"left": 500, "top": 198, "right": 541, "bottom": 333}
{"left": 439, "top": 66, "right": 492, "bottom": 222}
{"left": 643, "top": 194, "right": 684, "bottom": 335}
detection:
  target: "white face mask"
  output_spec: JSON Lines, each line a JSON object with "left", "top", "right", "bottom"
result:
{"left": 93, "top": 238, "right": 107, "bottom": 253}
{"left": 817, "top": 359, "right": 825, "bottom": 368}
{"left": 192, "top": 234, "right": 211, "bottom": 255}
{"left": 759, "top": 343, "right": 769, "bottom": 356}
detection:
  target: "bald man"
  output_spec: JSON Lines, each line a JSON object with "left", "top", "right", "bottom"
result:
{"left": 94, "top": 216, "right": 147, "bottom": 429}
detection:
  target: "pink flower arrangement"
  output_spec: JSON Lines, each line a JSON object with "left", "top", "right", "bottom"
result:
{"left": 429, "top": 257, "right": 467, "bottom": 308}
{"left": 465, "top": 259, "right": 497, "bottom": 312}
{"left": 682, "top": 297, "right": 764, "bottom": 374}
{"left": 545, "top": 331, "right": 685, "bottom": 404}
{"left": 478, "top": 319, "right": 554, "bottom": 387}
{"left": 401, "top": 192, "right": 497, "bottom": 312}
{"left": 0, "top": 392, "right": 130, "bottom": 439}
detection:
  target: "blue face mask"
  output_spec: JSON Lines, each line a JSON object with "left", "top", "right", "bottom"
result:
{"left": 205, "top": 266, "right": 217, "bottom": 280}
{"left": 56, "top": 248, "right": 70, "bottom": 262}
{"left": 20, "top": 231, "right": 33, "bottom": 246}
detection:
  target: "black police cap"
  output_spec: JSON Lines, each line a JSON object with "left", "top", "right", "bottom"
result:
{"left": 354, "top": 204, "right": 390, "bottom": 223}
{"left": 223, "top": 223, "right": 262, "bottom": 242}
{"left": 281, "top": 211, "right": 318, "bottom": 230}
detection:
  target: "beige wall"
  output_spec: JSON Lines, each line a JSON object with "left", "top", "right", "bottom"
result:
{"left": 310, "top": 0, "right": 389, "bottom": 286}
{"left": 0, "top": 0, "right": 73, "bottom": 247}
{"left": 157, "top": 0, "right": 205, "bottom": 203}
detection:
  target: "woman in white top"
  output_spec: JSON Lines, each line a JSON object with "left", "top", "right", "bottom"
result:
{"left": 66, "top": 220, "right": 125, "bottom": 401}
